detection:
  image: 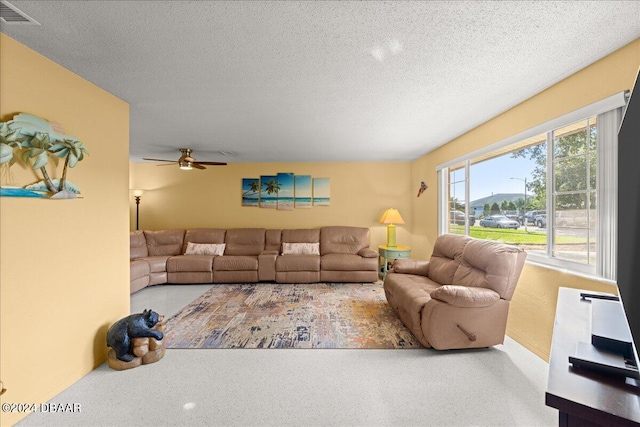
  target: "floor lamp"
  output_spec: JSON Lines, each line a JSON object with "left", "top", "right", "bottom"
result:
{"left": 132, "top": 189, "right": 144, "bottom": 230}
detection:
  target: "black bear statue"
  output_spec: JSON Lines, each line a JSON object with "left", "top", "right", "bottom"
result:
{"left": 106, "top": 309, "right": 164, "bottom": 362}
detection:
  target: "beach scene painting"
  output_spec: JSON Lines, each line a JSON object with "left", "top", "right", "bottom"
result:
{"left": 277, "top": 173, "right": 294, "bottom": 210}
{"left": 241, "top": 178, "right": 260, "bottom": 207}
{"left": 313, "top": 178, "right": 330, "bottom": 206}
{"left": 242, "top": 173, "right": 330, "bottom": 210}
{"left": 294, "top": 175, "right": 312, "bottom": 208}
{"left": 259, "top": 175, "right": 279, "bottom": 208}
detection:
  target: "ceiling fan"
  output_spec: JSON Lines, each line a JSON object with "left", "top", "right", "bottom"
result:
{"left": 143, "top": 148, "right": 227, "bottom": 170}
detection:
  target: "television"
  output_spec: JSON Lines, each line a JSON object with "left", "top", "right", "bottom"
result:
{"left": 569, "top": 69, "right": 640, "bottom": 378}
{"left": 616, "top": 65, "right": 640, "bottom": 373}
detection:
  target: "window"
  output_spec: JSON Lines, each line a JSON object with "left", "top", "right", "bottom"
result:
{"left": 448, "top": 163, "right": 467, "bottom": 235}
{"left": 552, "top": 119, "right": 597, "bottom": 266}
{"left": 437, "top": 93, "right": 626, "bottom": 280}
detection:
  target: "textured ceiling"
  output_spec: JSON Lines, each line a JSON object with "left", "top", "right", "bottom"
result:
{"left": 2, "top": 1, "right": 639, "bottom": 163}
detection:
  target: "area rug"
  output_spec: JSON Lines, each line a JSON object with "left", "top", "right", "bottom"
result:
{"left": 163, "top": 282, "right": 421, "bottom": 349}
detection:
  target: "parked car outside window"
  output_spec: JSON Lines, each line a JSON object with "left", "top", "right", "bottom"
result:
{"left": 479, "top": 215, "right": 520, "bottom": 229}
{"left": 450, "top": 211, "right": 475, "bottom": 226}
{"left": 535, "top": 214, "right": 547, "bottom": 228}
{"left": 521, "top": 210, "right": 546, "bottom": 225}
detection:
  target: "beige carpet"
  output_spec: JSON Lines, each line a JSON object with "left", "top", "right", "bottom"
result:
{"left": 163, "top": 282, "right": 421, "bottom": 349}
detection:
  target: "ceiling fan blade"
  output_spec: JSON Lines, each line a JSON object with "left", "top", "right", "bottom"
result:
{"left": 158, "top": 163, "right": 176, "bottom": 166}
{"left": 195, "top": 161, "right": 228, "bottom": 166}
{"left": 142, "top": 158, "right": 176, "bottom": 162}
{"left": 191, "top": 163, "right": 207, "bottom": 170}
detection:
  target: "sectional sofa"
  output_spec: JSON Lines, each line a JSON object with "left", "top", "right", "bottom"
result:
{"left": 130, "top": 226, "right": 379, "bottom": 293}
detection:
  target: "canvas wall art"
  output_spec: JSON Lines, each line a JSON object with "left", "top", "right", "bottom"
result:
{"left": 0, "top": 113, "right": 89, "bottom": 199}
{"left": 313, "top": 178, "right": 330, "bottom": 206}
{"left": 241, "top": 173, "right": 330, "bottom": 209}
{"left": 241, "top": 178, "right": 260, "bottom": 207}
{"left": 294, "top": 175, "right": 312, "bottom": 208}
{"left": 277, "top": 173, "right": 294, "bottom": 210}
{"left": 259, "top": 175, "right": 278, "bottom": 208}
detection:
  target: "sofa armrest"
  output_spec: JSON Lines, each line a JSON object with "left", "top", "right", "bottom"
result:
{"left": 391, "top": 259, "right": 429, "bottom": 277}
{"left": 430, "top": 285, "right": 500, "bottom": 308}
{"left": 358, "top": 248, "right": 378, "bottom": 258}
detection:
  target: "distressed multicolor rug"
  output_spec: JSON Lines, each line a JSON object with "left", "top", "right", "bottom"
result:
{"left": 164, "top": 282, "right": 421, "bottom": 349}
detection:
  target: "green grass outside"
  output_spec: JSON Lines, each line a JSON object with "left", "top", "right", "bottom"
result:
{"left": 448, "top": 225, "right": 588, "bottom": 245}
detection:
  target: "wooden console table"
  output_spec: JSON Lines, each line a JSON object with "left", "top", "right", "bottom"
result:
{"left": 546, "top": 287, "right": 640, "bottom": 426}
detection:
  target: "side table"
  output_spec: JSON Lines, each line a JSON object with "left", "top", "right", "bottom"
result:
{"left": 378, "top": 245, "right": 411, "bottom": 279}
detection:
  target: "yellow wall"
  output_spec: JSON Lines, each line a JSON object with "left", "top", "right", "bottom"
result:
{"left": 411, "top": 38, "right": 640, "bottom": 360}
{"left": 0, "top": 35, "right": 130, "bottom": 426}
{"left": 130, "top": 162, "right": 413, "bottom": 250}
{"left": 1, "top": 32, "right": 632, "bottom": 427}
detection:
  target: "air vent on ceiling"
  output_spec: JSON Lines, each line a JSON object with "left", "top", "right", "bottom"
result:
{"left": 0, "top": 1, "right": 40, "bottom": 25}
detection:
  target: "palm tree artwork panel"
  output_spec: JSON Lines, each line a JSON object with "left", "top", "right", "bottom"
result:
{"left": 242, "top": 178, "right": 260, "bottom": 207}
{"left": 260, "top": 175, "right": 280, "bottom": 208}
{"left": 276, "top": 173, "right": 294, "bottom": 210}
{"left": 0, "top": 113, "right": 89, "bottom": 199}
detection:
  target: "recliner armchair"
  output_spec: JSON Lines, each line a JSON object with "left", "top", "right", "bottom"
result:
{"left": 383, "top": 234, "right": 526, "bottom": 350}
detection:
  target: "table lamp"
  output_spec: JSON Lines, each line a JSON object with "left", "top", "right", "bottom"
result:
{"left": 379, "top": 208, "right": 405, "bottom": 247}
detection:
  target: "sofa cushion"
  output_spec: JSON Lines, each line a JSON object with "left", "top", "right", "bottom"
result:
{"left": 167, "top": 255, "right": 214, "bottom": 272}
{"left": 321, "top": 253, "right": 377, "bottom": 271}
{"left": 182, "top": 228, "right": 226, "bottom": 253}
{"left": 320, "top": 226, "right": 370, "bottom": 255}
{"left": 224, "top": 228, "right": 266, "bottom": 256}
{"left": 276, "top": 254, "right": 320, "bottom": 272}
{"left": 453, "top": 238, "right": 527, "bottom": 300}
{"left": 144, "top": 229, "right": 185, "bottom": 256}
{"left": 383, "top": 273, "right": 440, "bottom": 345}
{"left": 130, "top": 231, "right": 148, "bottom": 259}
{"left": 282, "top": 228, "right": 320, "bottom": 244}
{"left": 214, "top": 255, "right": 258, "bottom": 271}
{"left": 428, "top": 234, "right": 470, "bottom": 285}
{"left": 140, "top": 256, "right": 170, "bottom": 273}
{"left": 130, "top": 259, "right": 150, "bottom": 280}
{"left": 385, "top": 274, "right": 440, "bottom": 314}
{"left": 265, "top": 229, "right": 282, "bottom": 252}
{"left": 185, "top": 242, "right": 225, "bottom": 256}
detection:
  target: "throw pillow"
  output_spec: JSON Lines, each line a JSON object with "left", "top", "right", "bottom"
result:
{"left": 184, "top": 242, "right": 225, "bottom": 256}
{"left": 282, "top": 242, "right": 320, "bottom": 255}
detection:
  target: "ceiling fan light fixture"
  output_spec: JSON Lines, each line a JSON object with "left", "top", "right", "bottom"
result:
{"left": 179, "top": 160, "right": 193, "bottom": 170}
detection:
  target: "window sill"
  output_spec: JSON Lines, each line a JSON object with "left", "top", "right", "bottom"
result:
{"left": 525, "top": 258, "right": 617, "bottom": 287}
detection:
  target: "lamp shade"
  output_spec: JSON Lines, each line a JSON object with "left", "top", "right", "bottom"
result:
{"left": 379, "top": 208, "right": 405, "bottom": 225}
{"left": 131, "top": 189, "right": 144, "bottom": 197}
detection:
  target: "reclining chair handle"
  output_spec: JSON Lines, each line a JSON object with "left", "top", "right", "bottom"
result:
{"left": 456, "top": 324, "right": 476, "bottom": 341}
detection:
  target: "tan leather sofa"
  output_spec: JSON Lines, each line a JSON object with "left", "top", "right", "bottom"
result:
{"left": 383, "top": 234, "right": 526, "bottom": 350}
{"left": 130, "top": 226, "right": 378, "bottom": 293}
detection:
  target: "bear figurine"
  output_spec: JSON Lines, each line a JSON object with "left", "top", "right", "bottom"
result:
{"left": 106, "top": 309, "right": 164, "bottom": 362}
